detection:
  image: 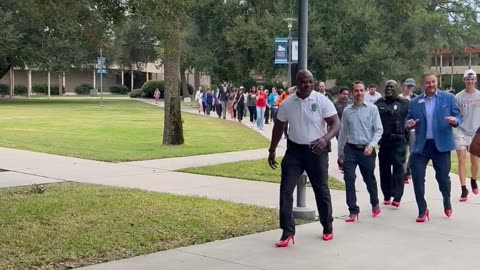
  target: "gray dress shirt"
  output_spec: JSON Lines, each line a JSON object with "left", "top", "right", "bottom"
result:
{"left": 338, "top": 101, "right": 384, "bottom": 157}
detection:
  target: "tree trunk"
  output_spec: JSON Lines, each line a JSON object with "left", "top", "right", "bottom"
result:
{"left": 163, "top": 17, "right": 184, "bottom": 145}
{"left": 180, "top": 66, "right": 189, "bottom": 98}
{"left": 194, "top": 69, "right": 200, "bottom": 91}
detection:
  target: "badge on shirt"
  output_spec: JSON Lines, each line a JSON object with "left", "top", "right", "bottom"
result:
{"left": 393, "top": 105, "right": 398, "bottom": 111}
{"left": 419, "top": 99, "right": 425, "bottom": 104}
{"left": 311, "top": 103, "right": 317, "bottom": 112}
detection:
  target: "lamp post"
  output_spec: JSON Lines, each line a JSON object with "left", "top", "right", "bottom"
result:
{"left": 284, "top": 18, "right": 296, "bottom": 87}
{"left": 291, "top": 0, "right": 315, "bottom": 222}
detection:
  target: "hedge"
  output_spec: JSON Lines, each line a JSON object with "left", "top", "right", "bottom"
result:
{"left": 75, "top": 83, "right": 94, "bottom": 95}
{"left": 0, "top": 84, "right": 9, "bottom": 96}
{"left": 139, "top": 80, "right": 194, "bottom": 98}
{"left": 129, "top": 88, "right": 143, "bottom": 98}
{"left": 14, "top": 85, "right": 27, "bottom": 95}
{"left": 32, "top": 84, "right": 64, "bottom": 95}
{"left": 109, "top": 84, "right": 129, "bottom": 94}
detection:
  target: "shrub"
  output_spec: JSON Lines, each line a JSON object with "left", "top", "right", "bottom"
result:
{"left": 129, "top": 88, "right": 143, "bottom": 98}
{"left": 14, "top": 85, "right": 27, "bottom": 95}
{"left": 186, "top": 83, "right": 194, "bottom": 95}
{"left": 32, "top": 84, "right": 47, "bottom": 94}
{"left": 75, "top": 83, "right": 94, "bottom": 95}
{"left": 109, "top": 84, "right": 129, "bottom": 94}
{"left": 142, "top": 80, "right": 165, "bottom": 98}
{"left": 0, "top": 84, "right": 9, "bottom": 96}
{"left": 32, "top": 84, "right": 64, "bottom": 95}
{"left": 142, "top": 80, "right": 194, "bottom": 98}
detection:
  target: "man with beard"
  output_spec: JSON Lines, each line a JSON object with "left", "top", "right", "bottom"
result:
{"left": 338, "top": 81, "right": 383, "bottom": 222}
{"left": 406, "top": 73, "right": 462, "bottom": 222}
{"left": 375, "top": 80, "right": 409, "bottom": 207}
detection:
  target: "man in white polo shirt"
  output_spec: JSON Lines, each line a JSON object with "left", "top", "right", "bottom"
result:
{"left": 268, "top": 70, "right": 340, "bottom": 246}
{"left": 454, "top": 69, "right": 480, "bottom": 202}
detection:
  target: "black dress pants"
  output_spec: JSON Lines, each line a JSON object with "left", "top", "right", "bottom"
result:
{"left": 343, "top": 143, "right": 379, "bottom": 214}
{"left": 379, "top": 140, "right": 406, "bottom": 202}
{"left": 248, "top": 106, "right": 256, "bottom": 122}
{"left": 280, "top": 140, "right": 333, "bottom": 236}
{"left": 265, "top": 106, "right": 270, "bottom": 124}
{"left": 410, "top": 139, "right": 451, "bottom": 216}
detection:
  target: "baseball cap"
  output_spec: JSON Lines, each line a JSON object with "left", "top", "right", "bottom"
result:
{"left": 464, "top": 69, "right": 477, "bottom": 79}
{"left": 403, "top": 78, "right": 415, "bottom": 86}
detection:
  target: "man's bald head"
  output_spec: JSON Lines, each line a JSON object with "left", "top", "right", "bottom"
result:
{"left": 296, "top": 69, "right": 313, "bottom": 83}
{"left": 295, "top": 69, "right": 314, "bottom": 98}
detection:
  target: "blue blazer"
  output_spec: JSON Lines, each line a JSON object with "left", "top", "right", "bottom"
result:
{"left": 406, "top": 90, "right": 462, "bottom": 154}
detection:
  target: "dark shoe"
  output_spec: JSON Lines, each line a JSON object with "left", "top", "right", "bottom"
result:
{"left": 459, "top": 186, "right": 469, "bottom": 202}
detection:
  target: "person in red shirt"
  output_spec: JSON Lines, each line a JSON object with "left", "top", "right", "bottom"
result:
{"left": 256, "top": 86, "right": 268, "bottom": 130}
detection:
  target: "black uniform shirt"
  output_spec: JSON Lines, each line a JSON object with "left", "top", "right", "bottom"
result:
{"left": 375, "top": 97, "right": 409, "bottom": 142}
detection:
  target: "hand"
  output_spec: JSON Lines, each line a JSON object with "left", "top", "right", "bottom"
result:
{"left": 310, "top": 138, "right": 328, "bottom": 155}
{"left": 406, "top": 119, "right": 419, "bottom": 129}
{"left": 364, "top": 145, "right": 373, "bottom": 156}
{"left": 268, "top": 151, "right": 278, "bottom": 169}
{"left": 445, "top": 116, "right": 457, "bottom": 125}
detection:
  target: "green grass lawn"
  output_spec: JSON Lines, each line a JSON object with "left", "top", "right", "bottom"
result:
{"left": 448, "top": 152, "right": 472, "bottom": 176}
{"left": 0, "top": 98, "right": 268, "bottom": 161}
{"left": 178, "top": 158, "right": 345, "bottom": 190}
{"left": 0, "top": 183, "right": 278, "bottom": 270}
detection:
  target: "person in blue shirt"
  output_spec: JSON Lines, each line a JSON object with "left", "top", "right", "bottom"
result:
{"left": 268, "top": 87, "right": 280, "bottom": 123}
{"left": 406, "top": 73, "right": 462, "bottom": 222}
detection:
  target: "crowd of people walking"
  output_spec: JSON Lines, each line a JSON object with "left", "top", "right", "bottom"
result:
{"left": 264, "top": 68, "right": 480, "bottom": 247}
{"left": 192, "top": 69, "right": 480, "bottom": 243}
{"left": 194, "top": 82, "right": 294, "bottom": 131}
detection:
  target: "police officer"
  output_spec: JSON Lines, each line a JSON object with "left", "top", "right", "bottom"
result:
{"left": 268, "top": 70, "right": 340, "bottom": 246}
{"left": 375, "top": 80, "right": 409, "bottom": 207}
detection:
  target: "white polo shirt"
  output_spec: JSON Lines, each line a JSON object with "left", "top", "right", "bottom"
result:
{"left": 277, "top": 91, "right": 337, "bottom": 144}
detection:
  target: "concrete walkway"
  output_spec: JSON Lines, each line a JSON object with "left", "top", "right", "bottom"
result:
{"left": 1, "top": 98, "right": 478, "bottom": 270}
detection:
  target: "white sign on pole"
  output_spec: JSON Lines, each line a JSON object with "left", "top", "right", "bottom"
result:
{"left": 291, "top": 40, "right": 299, "bottom": 63}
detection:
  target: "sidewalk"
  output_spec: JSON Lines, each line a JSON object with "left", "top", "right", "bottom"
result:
{"left": 1, "top": 98, "right": 478, "bottom": 270}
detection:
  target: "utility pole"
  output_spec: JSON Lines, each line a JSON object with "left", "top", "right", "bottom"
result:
{"left": 285, "top": 18, "right": 296, "bottom": 87}
{"left": 100, "top": 49, "right": 104, "bottom": 107}
{"left": 292, "top": 0, "right": 315, "bottom": 221}
{"left": 298, "top": 0, "right": 308, "bottom": 70}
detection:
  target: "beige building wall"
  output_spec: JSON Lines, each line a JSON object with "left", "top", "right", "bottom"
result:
{"left": 0, "top": 67, "right": 210, "bottom": 94}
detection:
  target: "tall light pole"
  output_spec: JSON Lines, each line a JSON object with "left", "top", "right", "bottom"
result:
{"left": 284, "top": 18, "right": 296, "bottom": 87}
{"left": 298, "top": 0, "right": 308, "bottom": 70}
{"left": 292, "top": 0, "right": 315, "bottom": 222}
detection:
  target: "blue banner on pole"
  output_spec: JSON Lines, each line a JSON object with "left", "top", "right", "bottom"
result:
{"left": 274, "top": 38, "right": 288, "bottom": 65}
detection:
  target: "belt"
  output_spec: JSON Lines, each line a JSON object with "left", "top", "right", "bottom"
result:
{"left": 347, "top": 143, "right": 368, "bottom": 149}
{"left": 287, "top": 139, "right": 310, "bottom": 148}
